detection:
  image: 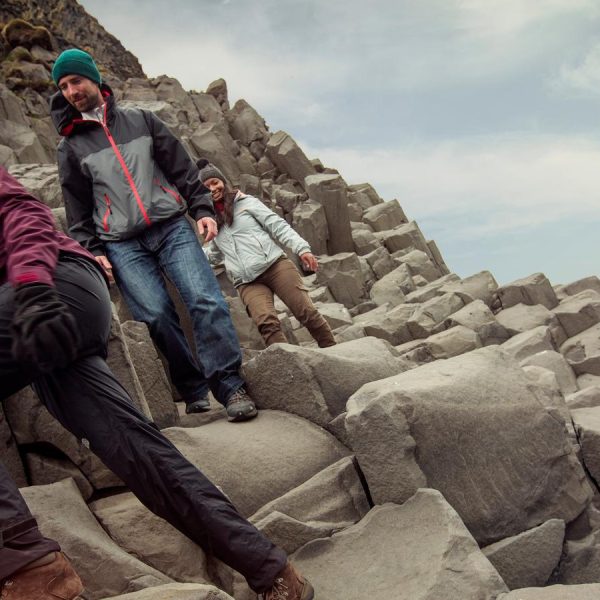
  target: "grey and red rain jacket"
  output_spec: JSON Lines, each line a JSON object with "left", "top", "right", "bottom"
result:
{"left": 0, "top": 165, "right": 99, "bottom": 287}
{"left": 50, "top": 84, "right": 214, "bottom": 256}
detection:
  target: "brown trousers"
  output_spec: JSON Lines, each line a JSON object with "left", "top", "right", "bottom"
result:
{"left": 238, "top": 257, "right": 336, "bottom": 347}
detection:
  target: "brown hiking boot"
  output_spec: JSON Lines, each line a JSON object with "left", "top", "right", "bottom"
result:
{"left": 262, "top": 562, "right": 314, "bottom": 600}
{"left": 225, "top": 387, "right": 257, "bottom": 422}
{"left": 0, "top": 552, "right": 83, "bottom": 599}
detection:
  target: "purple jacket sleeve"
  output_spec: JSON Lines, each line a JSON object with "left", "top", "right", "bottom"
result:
{"left": 0, "top": 166, "right": 60, "bottom": 287}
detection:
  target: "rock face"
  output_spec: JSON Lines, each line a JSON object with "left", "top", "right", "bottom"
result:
{"left": 3, "top": 2, "right": 600, "bottom": 599}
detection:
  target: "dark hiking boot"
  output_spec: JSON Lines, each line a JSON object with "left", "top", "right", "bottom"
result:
{"left": 185, "top": 396, "right": 211, "bottom": 414}
{"left": 0, "top": 552, "right": 83, "bottom": 599}
{"left": 225, "top": 388, "right": 257, "bottom": 422}
{"left": 262, "top": 562, "right": 314, "bottom": 600}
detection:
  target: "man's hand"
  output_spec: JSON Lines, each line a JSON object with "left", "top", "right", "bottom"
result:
{"left": 300, "top": 252, "right": 318, "bottom": 272}
{"left": 11, "top": 283, "right": 81, "bottom": 373}
{"left": 95, "top": 255, "right": 114, "bottom": 284}
{"left": 196, "top": 217, "right": 218, "bottom": 243}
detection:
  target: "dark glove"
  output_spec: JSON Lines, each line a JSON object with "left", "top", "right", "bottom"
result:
{"left": 11, "top": 283, "right": 81, "bottom": 373}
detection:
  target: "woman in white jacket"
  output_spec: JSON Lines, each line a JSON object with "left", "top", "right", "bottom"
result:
{"left": 198, "top": 160, "right": 336, "bottom": 348}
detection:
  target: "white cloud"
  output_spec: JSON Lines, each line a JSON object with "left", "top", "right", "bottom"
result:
{"left": 555, "top": 41, "right": 600, "bottom": 96}
{"left": 302, "top": 134, "right": 600, "bottom": 238}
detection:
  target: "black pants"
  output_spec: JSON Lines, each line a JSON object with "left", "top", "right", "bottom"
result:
{"left": 0, "top": 254, "right": 286, "bottom": 592}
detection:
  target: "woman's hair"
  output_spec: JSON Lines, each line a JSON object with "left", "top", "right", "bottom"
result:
{"left": 215, "top": 187, "right": 237, "bottom": 228}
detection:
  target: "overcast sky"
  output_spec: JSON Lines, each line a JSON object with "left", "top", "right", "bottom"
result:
{"left": 79, "top": 0, "right": 600, "bottom": 285}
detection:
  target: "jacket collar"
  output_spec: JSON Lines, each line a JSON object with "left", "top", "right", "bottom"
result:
{"left": 50, "top": 83, "right": 115, "bottom": 137}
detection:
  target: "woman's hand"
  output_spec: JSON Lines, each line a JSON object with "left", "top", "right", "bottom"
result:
{"left": 95, "top": 255, "right": 115, "bottom": 284}
{"left": 197, "top": 217, "right": 218, "bottom": 242}
{"left": 300, "top": 252, "right": 318, "bottom": 272}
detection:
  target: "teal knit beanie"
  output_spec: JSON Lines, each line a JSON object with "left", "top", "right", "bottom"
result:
{"left": 52, "top": 49, "right": 101, "bottom": 86}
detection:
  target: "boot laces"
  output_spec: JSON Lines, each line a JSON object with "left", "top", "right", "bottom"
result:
{"left": 263, "top": 575, "right": 290, "bottom": 600}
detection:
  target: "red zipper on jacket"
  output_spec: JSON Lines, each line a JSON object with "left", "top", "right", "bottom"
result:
{"left": 102, "top": 194, "right": 112, "bottom": 232}
{"left": 100, "top": 103, "right": 151, "bottom": 226}
{"left": 153, "top": 178, "right": 182, "bottom": 204}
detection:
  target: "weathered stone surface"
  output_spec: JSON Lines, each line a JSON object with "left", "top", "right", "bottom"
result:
{"left": 190, "top": 91, "right": 224, "bottom": 124}
{"left": 495, "top": 302, "right": 558, "bottom": 335}
{"left": 563, "top": 276, "right": 600, "bottom": 297}
{"left": 0, "top": 82, "right": 29, "bottom": 125}
{"left": 561, "top": 323, "right": 600, "bottom": 376}
{"left": 304, "top": 173, "right": 354, "bottom": 254}
{"left": 0, "top": 118, "right": 49, "bottom": 163}
{"left": 376, "top": 221, "right": 431, "bottom": 257}
{"left": 345, "top": 346, "right": 592, "bottom": 545}
{"left": 369, "top": 264, "right": 412, "bottom": 307}
{"left": 520, "top": 350, "right": 578, "bottom": 395}
{"left": 120, "top": 99, "right": 180, "bottom": 131}
{"left": 347, "top": 182, "right": 383, "bottom": 208}
{"left": 164, "top": 411, "right": 349, "bottom": 517}
{"left": 291, "top": 199, "right": 328, "bottom": 255}
{"left": 421, "top": 324, "right": 482, "bottom": 359}
{"left": 91, "top": 492, "right": 210, "bottom": 585}
{"left": 228, "top": 99, "right": 268, "bottom": 145}
{"left": 265, "top": 130, "right": 315, "bottom": 188}
{"left": 243, "top": 338, "right": 407, "bottom": 426}
{"left": 361, "top": 302, "right": 417, "bottom": 345}
{"left": 497, "top": 273, "right": 559, "bottom": 310}
{"left": 102, "top": 584, "right": 234, "bottom": 599}
{"left": 315, "top": 252, "right": 368, "bottom": 308}
{"left": 21, "top": 479, "right": 171, "bottom": 599}
{"left": 437, "top": 299, "right": 510, "bottom": 346}
{"left": 294, "top": 490, "right": 507, "bottom": 600}
{"left": 352, "top": 228, "right": 381, "bottom": 256}
{"left": 250, "top": 457, "right": 370, "bottom": 554}
{"left": 571, "top": 406, "right": 600, "bottom": 485}
{"left": 556, "top": 528, "right": 600, "bottom": 585}
{"left": 552, "top": 290, "right": 600, "bottom": 338}
{"left": 363, "top": 246, "right": 396, "bottom": 279}
{"left": 25, "top": 453, "right": 93, "bottom": 500}
{"left": 396, "top": 248, "right": 442, "bottom": 282}
{"left": 8, "top": 163, "right": 62, "bottom": 207}
{"left": 189, "top": 122, "right": 242, "bottom": 183}
{"left": 225, "top": 296, "right": 265, "bottom": 350}
{"left": 404, "top": 273, "right": 461, "bottom": 304}
{"left": 501, "top": 325, "right": 556, "bottom": 362}
{"left": 0, "top": 403, "right": 26, "bottom": 486}
{"left": 362, "top": 199, "right": 407, "bottom": 232}
{"left": 407, "top": 292, "right": 467, "bottom": 339}
{"left": 314, "top": 301, "right": 352, "bottom": 330}
{"left": 4, "top": 386, "right": 122, "bottom": 490}
{"left": 108, "top": 309, "right": 152, "bottom": 418}
{"left": 482, "top": 519, "right": 565, "bottom": 590}
{"left": 121, "top": 320, "right": 179, "bottom": 429}
{"left": 206, "top": 78, "right": 229, "bottom": 109}
{"left": 439, "top": 271, "right": 499, "bottom": 306}
{"left": 498, "top": 584, "right": 600, "bottom": 599}
{"left": 567, "top": 386, "right": 600, "bottom": 409}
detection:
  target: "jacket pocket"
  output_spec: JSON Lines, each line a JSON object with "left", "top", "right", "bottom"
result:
{"left": 154, "top": 179, "right": 182, "bottom": 204}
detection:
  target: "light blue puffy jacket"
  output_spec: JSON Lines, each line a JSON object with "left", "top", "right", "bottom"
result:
{"left": 204, "top": 193, "right": 311, "bottom": 286}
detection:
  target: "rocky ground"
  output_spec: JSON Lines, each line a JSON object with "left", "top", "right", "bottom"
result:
{"left": 2, "top": 2, "right": 600, "bottom": 599}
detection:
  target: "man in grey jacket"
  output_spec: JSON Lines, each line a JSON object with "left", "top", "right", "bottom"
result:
{"left": 50, "top": 48, "right": 256, "bottom": 421}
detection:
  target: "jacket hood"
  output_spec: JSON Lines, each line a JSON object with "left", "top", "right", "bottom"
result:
{"left": 50, "top": 83, "right": 114, "bottom": 137}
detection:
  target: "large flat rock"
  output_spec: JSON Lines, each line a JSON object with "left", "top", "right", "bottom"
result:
{"left": 345, "top": 346, "right": 591, "bottom": 545}
{"left": 164, "top": 410, "right": 350, "bottom": 517}
{"left": 293, "top": 489, "right": 507, "bottom": 600}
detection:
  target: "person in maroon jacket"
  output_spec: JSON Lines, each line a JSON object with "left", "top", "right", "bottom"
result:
{"left": 0, "top": 166, "right": 314, "bottom": 600}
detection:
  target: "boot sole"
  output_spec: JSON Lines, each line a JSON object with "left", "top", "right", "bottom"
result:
{"left": 227, "top": 408, "right": 258, "bottom": 422}
{"left": 303, "top": 580, "right": 315, "bottom": 600}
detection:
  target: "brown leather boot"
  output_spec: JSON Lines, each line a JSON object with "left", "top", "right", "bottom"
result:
{"left": 0, "top": 552, "right": 83, "bottom": 599}
{"left": 262, "top": 561, "right": 314, "bottom": 600}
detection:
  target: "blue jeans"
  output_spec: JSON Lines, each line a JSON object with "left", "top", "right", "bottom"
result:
{"left": 106, "top": 216, "right": 244, "bottom": 405}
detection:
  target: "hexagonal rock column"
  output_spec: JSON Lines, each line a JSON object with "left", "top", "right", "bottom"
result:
{"left": 265, "top": 130, "right": 316, "bottom": 187}
{"left": 304, "top": 173, "right": 354, "bottom": 254}
{"left": 345, "top": 346, "right": 592, "bottom": 545}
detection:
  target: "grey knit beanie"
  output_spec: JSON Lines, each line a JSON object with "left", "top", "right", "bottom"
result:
{"left": 197, "top": 159, "right": 227, "bottom": 184}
